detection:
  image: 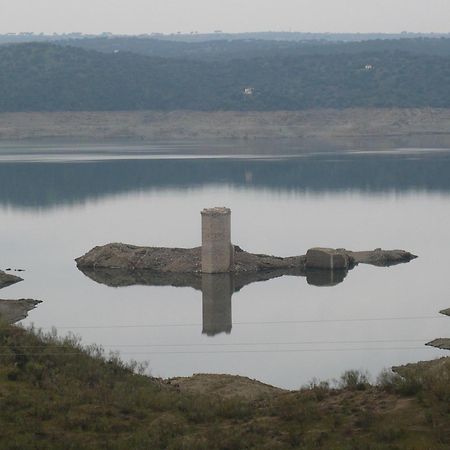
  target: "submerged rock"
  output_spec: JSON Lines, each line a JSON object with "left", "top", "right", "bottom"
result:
{"left": 0, "top": 270, "right": 23, "bottom": 289}
{"left": 0, "top": 299, "right": 42, "bottom": 324}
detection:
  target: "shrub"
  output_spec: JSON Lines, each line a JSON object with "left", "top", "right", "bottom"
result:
{"left": 338, "top": 370, "right": 371, "bottom": 391}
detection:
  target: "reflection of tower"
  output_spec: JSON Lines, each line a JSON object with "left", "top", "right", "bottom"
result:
{"left": 202, "top": 274, "right": 233, "bottom": 336}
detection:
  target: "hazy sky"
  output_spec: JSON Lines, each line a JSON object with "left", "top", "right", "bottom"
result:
{"left": 0, "top": 0, "right": 448, "bottom": 34}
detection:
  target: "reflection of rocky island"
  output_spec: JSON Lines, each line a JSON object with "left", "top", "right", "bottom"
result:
{"left": 77, "top": 244, "right": 417, "bottom": 337}
{"left": 77, "top": 269, "right": 300, "bottom": 336}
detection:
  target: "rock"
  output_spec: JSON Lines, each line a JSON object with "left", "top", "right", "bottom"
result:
{"left": 305, "top": 248, "right": 355, "bottom": 270}
{"left": 76, "top": 243, "right": 417, "bottom": 290}
{"left": 0, "top": 270, "right": 23, "bottom": 289}
{"left": 76, "top": 243, "right": 306, "bottom": 274}
{"left": 0, "top": 299, "right": 42, "bottom": 324}
{"left": 426, "top": 339, "right": 450, "bottom": 351}
{"left": 348, "top": 249, "right": 418, "bottom": 267}
{"left": 393, "top": 357, "right": 450, "bottom": 378}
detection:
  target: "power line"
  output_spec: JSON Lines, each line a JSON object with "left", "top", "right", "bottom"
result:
{"left": 0, "top": 338, "right": 432, "bottom": 349}
{"left": 0, "top": 347, "right": 442, "bottom": 356}
{"left": 27, "top": 315, "right": 447, "bottom": 330}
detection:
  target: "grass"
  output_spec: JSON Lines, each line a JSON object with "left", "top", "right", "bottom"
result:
{"left": 0, "top": 322, "right": 449, "bottom": 449}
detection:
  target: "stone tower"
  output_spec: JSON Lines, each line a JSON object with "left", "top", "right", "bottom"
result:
{"left": 201, "top": 207, "right": 234, "bottom": 273}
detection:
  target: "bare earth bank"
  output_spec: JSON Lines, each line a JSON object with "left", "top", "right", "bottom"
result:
{"left": 2, "top": 108, "right": 450, "bottom": 141}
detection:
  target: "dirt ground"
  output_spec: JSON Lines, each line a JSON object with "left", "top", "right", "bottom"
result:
{"left": 167, "top": 373, "right": 285, "bottom": 400}
{"left": 1, "top": 108, "right": 450, "bottom": 141}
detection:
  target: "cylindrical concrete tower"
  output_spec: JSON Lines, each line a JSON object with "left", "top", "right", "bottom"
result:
{"left": 201, "top": 207, "right": 234, "bottom": 273}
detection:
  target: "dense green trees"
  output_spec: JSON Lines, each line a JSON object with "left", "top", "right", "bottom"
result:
{"left": 1, "top": 42, "right": 450, "bottom": 111}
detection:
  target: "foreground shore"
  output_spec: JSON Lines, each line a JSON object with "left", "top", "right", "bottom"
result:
{"left": 0, "top": 323, "right": 449, "bottom": 449}
{"left": 1, "top": 108, "right": 450, "bottom": 141}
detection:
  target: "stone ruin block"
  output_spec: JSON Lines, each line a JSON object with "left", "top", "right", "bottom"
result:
{"left": 305, "top": 247, "right": 353, "bottom": 270}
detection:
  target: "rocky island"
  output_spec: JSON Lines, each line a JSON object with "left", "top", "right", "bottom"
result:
{"left": 425, "top": 308, "right": 450, "bottom": 351}
{"left": 0, "top": 298, "right": 42, "bottom": 325}
{"left": 76, "top": 207, "right": 417, "bottom": 290}
{"left": 76, "top": 243, "right": 416, "bottom": 274}
{"left": 0, "top": 269, "right": 23, "bottom": 289}
{"left": 0, "top": 269, "right": 41, "bottom": 325}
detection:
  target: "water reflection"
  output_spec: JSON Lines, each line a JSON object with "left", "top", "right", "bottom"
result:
{"left": 202, "top": 274, "right": 233, "bottom": 336}
{"left": 306, "top": 269, "right": 348, "bottom": 287}
{"left": 2, "top": 144, "right": 450, "bottom": 388}
{"left": 77, "top": 267, "right": 360, "bottom": 336}
{"left": 1, "top": 150, "right": 450, "bottom": 209}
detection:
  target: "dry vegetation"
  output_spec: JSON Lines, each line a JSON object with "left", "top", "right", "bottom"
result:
{"left": 0, "top": 322, "right": 449, "bottom": 449}
{"left": 2, "top": 108, "right": 450, "bottom": 141}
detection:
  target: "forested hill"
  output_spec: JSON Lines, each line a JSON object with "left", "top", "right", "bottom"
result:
{"left": 1, "top": 42, "right": 450, "bottom": 112}
{"left": 53, "top": 36, "right": 450, "bottom": 60}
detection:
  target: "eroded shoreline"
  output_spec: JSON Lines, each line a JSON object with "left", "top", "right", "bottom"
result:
{"left": 2, "top": 108, "right": 450, "bottom": 142}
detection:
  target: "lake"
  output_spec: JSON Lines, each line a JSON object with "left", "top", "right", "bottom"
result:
{"left": 1, "top": 140, "right": 449, "bottom": 389}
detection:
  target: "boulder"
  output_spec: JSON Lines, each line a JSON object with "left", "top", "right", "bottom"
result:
{"left": 305, "top": 248, "right": 354, "bottom": 270}
{"left": 348, "top": 249, "right": 417, "bottom": 267}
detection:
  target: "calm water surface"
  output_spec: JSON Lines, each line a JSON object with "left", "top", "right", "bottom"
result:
{"left": 0, "top": 141, "right": 449, "bottom": 389}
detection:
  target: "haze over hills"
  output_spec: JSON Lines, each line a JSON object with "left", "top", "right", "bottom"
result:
{"left": 2, "top": 41, "right": 450, "bottom": 112}
{"left": 1, "top": 31, "right": 450, "bottom": 45}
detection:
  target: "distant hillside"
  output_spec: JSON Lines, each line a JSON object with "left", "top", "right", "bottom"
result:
{"left": 1, "top": 43, "right": 450, "bottom": 111}
{"left": 52, "top": 37, "right": 450, "bottom": 60}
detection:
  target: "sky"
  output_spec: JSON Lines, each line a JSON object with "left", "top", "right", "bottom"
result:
{"left": 0, "top": 0, "right": 448, "bottom": 35}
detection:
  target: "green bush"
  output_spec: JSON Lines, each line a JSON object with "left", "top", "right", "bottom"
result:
{"left": 338, "top": 370, "right": 371, "bottom": 391}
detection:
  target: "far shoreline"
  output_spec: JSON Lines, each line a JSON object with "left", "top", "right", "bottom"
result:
{"left": 1, "top": 108, "right": 450, "bottom": 145}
